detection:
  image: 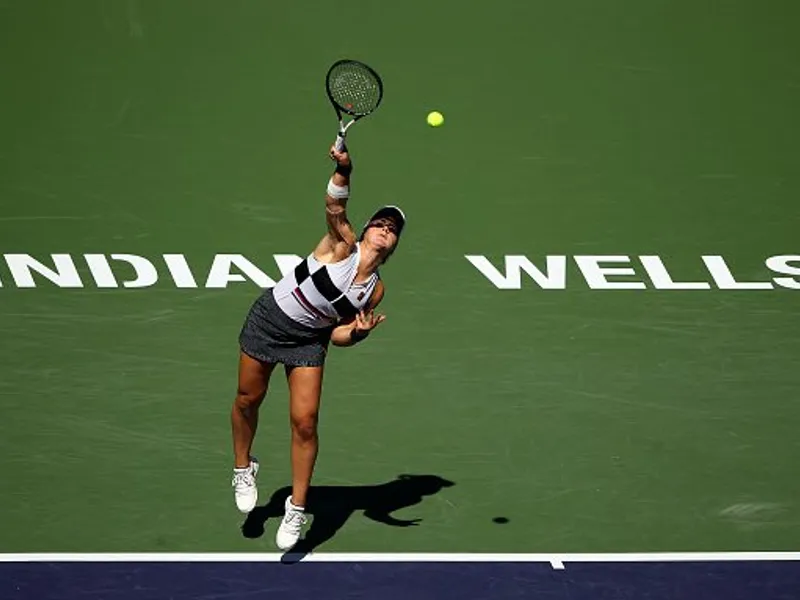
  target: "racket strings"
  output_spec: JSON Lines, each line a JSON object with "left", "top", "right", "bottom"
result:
{"left": 328, "top": 64, "right": 381, "bottom": 115}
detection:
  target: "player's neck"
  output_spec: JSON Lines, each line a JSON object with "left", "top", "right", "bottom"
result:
{"left": 357, "top": 240, "right": 384, "bottom": 274}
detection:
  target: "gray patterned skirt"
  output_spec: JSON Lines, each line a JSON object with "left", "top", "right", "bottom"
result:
{"left": 238, "top": 289, "right": 334, "bottom": 367}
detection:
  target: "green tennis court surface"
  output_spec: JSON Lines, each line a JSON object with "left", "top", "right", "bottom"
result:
{"left": 1, "top": 0, "right": 798, "bottom": 558}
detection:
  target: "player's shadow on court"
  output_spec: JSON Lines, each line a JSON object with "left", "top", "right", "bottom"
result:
{"left": 241, "top": 474, "right": 455, "bottom": 561}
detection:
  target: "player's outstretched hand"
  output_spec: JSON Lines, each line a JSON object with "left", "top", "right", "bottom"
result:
{"left": 354, "top": 309, "right": 385, "bottom": 333}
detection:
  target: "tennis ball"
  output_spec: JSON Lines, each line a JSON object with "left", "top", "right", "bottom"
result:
{"left": 426, "top": 111, "right": 444, "bottom": 127}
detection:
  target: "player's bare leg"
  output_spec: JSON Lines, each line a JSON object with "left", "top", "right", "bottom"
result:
{"left": 230, "top": 352, "right": 275, "bottom": 513}
{"left": 275, "top": 364, "right": 324, "bottom": 550}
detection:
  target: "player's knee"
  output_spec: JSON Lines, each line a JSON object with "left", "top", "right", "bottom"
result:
{"left": 235, "top": 387, "right": 265, "bottom": 411}
{"left": 291, "top": 414, "right": 318, "bottom": 442}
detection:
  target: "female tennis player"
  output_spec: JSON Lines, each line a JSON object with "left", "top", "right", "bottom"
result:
{"left": 230, "top": 142, "right": 406, "bottom": 551}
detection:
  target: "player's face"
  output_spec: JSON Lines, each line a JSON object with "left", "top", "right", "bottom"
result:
{"left": 365, "top": 217, "right": 399, "bottom": 250}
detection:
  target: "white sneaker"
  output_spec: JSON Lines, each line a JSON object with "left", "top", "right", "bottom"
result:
{"left": 275, "top": 496, "right": 307, "bottom": 551}
{"left": 231, "top": 458, "right": 259, "bottom": 513}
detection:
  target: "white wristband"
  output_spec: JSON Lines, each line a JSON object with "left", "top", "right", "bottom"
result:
{"left": 327, "top": 179, "right": 349, "bottom": 200}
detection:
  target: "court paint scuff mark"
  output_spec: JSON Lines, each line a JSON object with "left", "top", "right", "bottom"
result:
{"left": 719, "top": 502, "right": 787, "bottom": 528}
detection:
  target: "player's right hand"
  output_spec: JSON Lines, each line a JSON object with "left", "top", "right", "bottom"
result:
{"left": 329, "top": 145, "right": 351, "bottom": 168}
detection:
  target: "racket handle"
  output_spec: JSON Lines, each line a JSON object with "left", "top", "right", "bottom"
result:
{"left": 334, "top": 132, "right": 347, "bottom": 152}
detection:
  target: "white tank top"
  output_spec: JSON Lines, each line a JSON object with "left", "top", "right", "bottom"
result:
{"left": 272, "top": 243, "right": 380, "bottom": 329}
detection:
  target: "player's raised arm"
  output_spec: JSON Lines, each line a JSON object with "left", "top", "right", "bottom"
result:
{"left": 318, "top": 146, "right": 357, "bottom": 257}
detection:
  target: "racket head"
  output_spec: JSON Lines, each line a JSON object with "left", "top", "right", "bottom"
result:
{"left": 326, "top": 59, "right": 383, "bottom": 118}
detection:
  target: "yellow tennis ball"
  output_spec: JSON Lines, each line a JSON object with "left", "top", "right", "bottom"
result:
{"left": 427, "top": 111, "right": 444, "bottom": 127}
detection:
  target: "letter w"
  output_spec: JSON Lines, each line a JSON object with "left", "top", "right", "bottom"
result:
{"left": 465, "top": 255, "right": 566, "bottom": 290}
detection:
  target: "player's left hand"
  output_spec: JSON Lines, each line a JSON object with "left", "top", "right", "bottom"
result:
{"left": 354, "top": 309, "right": 385, "bottom": 333}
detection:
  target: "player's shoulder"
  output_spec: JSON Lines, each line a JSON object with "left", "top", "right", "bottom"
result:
{"left": 313, "top": 235, "right": 357, "bottom": 264}
{"left": 368, "top": 277, "right": 385, "bottom": 309}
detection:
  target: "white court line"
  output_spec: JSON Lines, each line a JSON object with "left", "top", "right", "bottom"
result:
{"left": 1, "top": 552, "right": 800, "bottom": 571}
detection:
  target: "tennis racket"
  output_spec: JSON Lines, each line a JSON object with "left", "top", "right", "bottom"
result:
{"left": 326, "top": 59, "right": 383, "bottom": 152}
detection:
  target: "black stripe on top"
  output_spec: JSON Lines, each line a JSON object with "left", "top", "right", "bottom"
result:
{"left": 294, "top": 260, "right": 311, "bottom": 284}
{"left": 294, "top": 259, "right": 358, "bottom": 320}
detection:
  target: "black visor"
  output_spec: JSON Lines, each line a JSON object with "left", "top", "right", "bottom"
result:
{"left": 364, "top": 205, "right": 406, "bottom": 237}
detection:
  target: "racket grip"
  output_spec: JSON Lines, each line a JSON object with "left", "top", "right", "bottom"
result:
{"left": 334, "top": 133, "right": 347, "bottom": 152}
